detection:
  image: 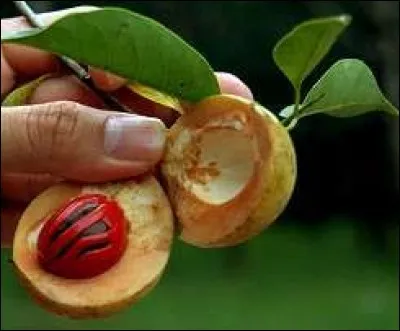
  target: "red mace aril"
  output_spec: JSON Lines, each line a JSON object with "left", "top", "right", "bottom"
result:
{"left": 37, "top": 194, "right": 128, "bottom": 279}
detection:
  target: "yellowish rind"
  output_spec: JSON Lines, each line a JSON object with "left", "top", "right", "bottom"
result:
{"left": 210, "top": 102, "right": 297, "bottom": 246}
{"left": 128, "top": 82, "right": 184, "bottom": 114}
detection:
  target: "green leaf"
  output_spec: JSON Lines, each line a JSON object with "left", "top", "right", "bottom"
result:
{"left": 273, "top": 15, "right": 351, "bottom": 90}
{"left": 300, "top": 59, "right": 399, "bottom": 118}
{"left": 1, "top": 74, "right": 51, "bottom": 106}
{"left": 1, "top": 8, "right": 220, "bottom": 102}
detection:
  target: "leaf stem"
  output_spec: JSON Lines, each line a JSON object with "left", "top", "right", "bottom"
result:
{"left": 282, "top": 86, "right": 302, "bottom": 129}
{"left": 293, "top": 86, "right": 301, "bottom": 114}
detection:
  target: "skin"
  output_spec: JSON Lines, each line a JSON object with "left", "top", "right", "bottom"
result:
{"left": 1, "top": 7, "right": 254, "bottom": 247}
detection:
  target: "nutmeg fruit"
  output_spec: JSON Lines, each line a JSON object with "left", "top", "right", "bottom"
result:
{"left": 161, "top": 94, "right": 297, "bottom": 247}
{"left": 12, "top": 176, "right": 174, "bottom": 319}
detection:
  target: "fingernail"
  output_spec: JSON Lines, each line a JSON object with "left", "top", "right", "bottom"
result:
{"left": 104, "top": 115, "right": 166, "bottom": 162}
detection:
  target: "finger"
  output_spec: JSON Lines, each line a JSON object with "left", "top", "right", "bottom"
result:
{"left": 1, "top": 202, "right": 26, "bottom": 248}
{"left": 1, "top": 44, "right": 60, "bottom": 82}
{"left": 29, "top": 75, "right": 106, "bottom": 109}
{"left": 1, "top": 173, "right": 63, "bottom": 203}
{"left": 216, "top": 72, "right": 254, "bottom": 100}
{"left": 1, "top": 48, "right": 15, "bottom": 96}
{"left": 25, "top": 74, "right": 178, "bottom": 127}
{"left": 1, "top": 101, "right": 166, "bottom": 182}
{"left": 1, "top": 6, "right": 99, "bottom": 96}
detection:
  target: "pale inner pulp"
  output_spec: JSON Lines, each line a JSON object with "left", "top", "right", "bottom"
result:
{"left": 183, "top": 127, "right": 255, "bottom": 205}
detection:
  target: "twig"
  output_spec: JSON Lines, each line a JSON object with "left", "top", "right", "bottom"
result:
{"left": 13, "top": 1, "right": 132, "bottom": 113}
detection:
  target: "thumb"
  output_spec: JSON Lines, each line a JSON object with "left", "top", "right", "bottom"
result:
{"left": 1, "top": 101, "right": 166, "bottom": 182}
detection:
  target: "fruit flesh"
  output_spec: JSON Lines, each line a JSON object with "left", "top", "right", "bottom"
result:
{"left": 181, "top": 127, "right": 255, "bottom": 205}
{"left": 161, "top": 94, "right": 297, "bottom": 247}
{"left": 12, "top": 176, "right": 174, "bottom": 319}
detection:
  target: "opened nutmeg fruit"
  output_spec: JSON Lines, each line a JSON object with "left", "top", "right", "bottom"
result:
{"left": 12, "top": 177, "right": 174, "bottom": 319}
{"left": 161, "top": 94, "right": 297, "bottom": 247}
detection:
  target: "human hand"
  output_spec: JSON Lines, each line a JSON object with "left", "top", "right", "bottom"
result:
{"left": 1, "top": 6, "right": 254, "bottom": 247}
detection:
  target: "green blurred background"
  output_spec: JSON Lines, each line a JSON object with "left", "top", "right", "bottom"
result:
{"left": 1, "top": 1, "right": 399, "bottom": 330}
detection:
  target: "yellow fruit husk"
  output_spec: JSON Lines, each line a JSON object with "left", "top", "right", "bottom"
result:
{"left": 128, "top": 82, "right": 184, "bottom": 114}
